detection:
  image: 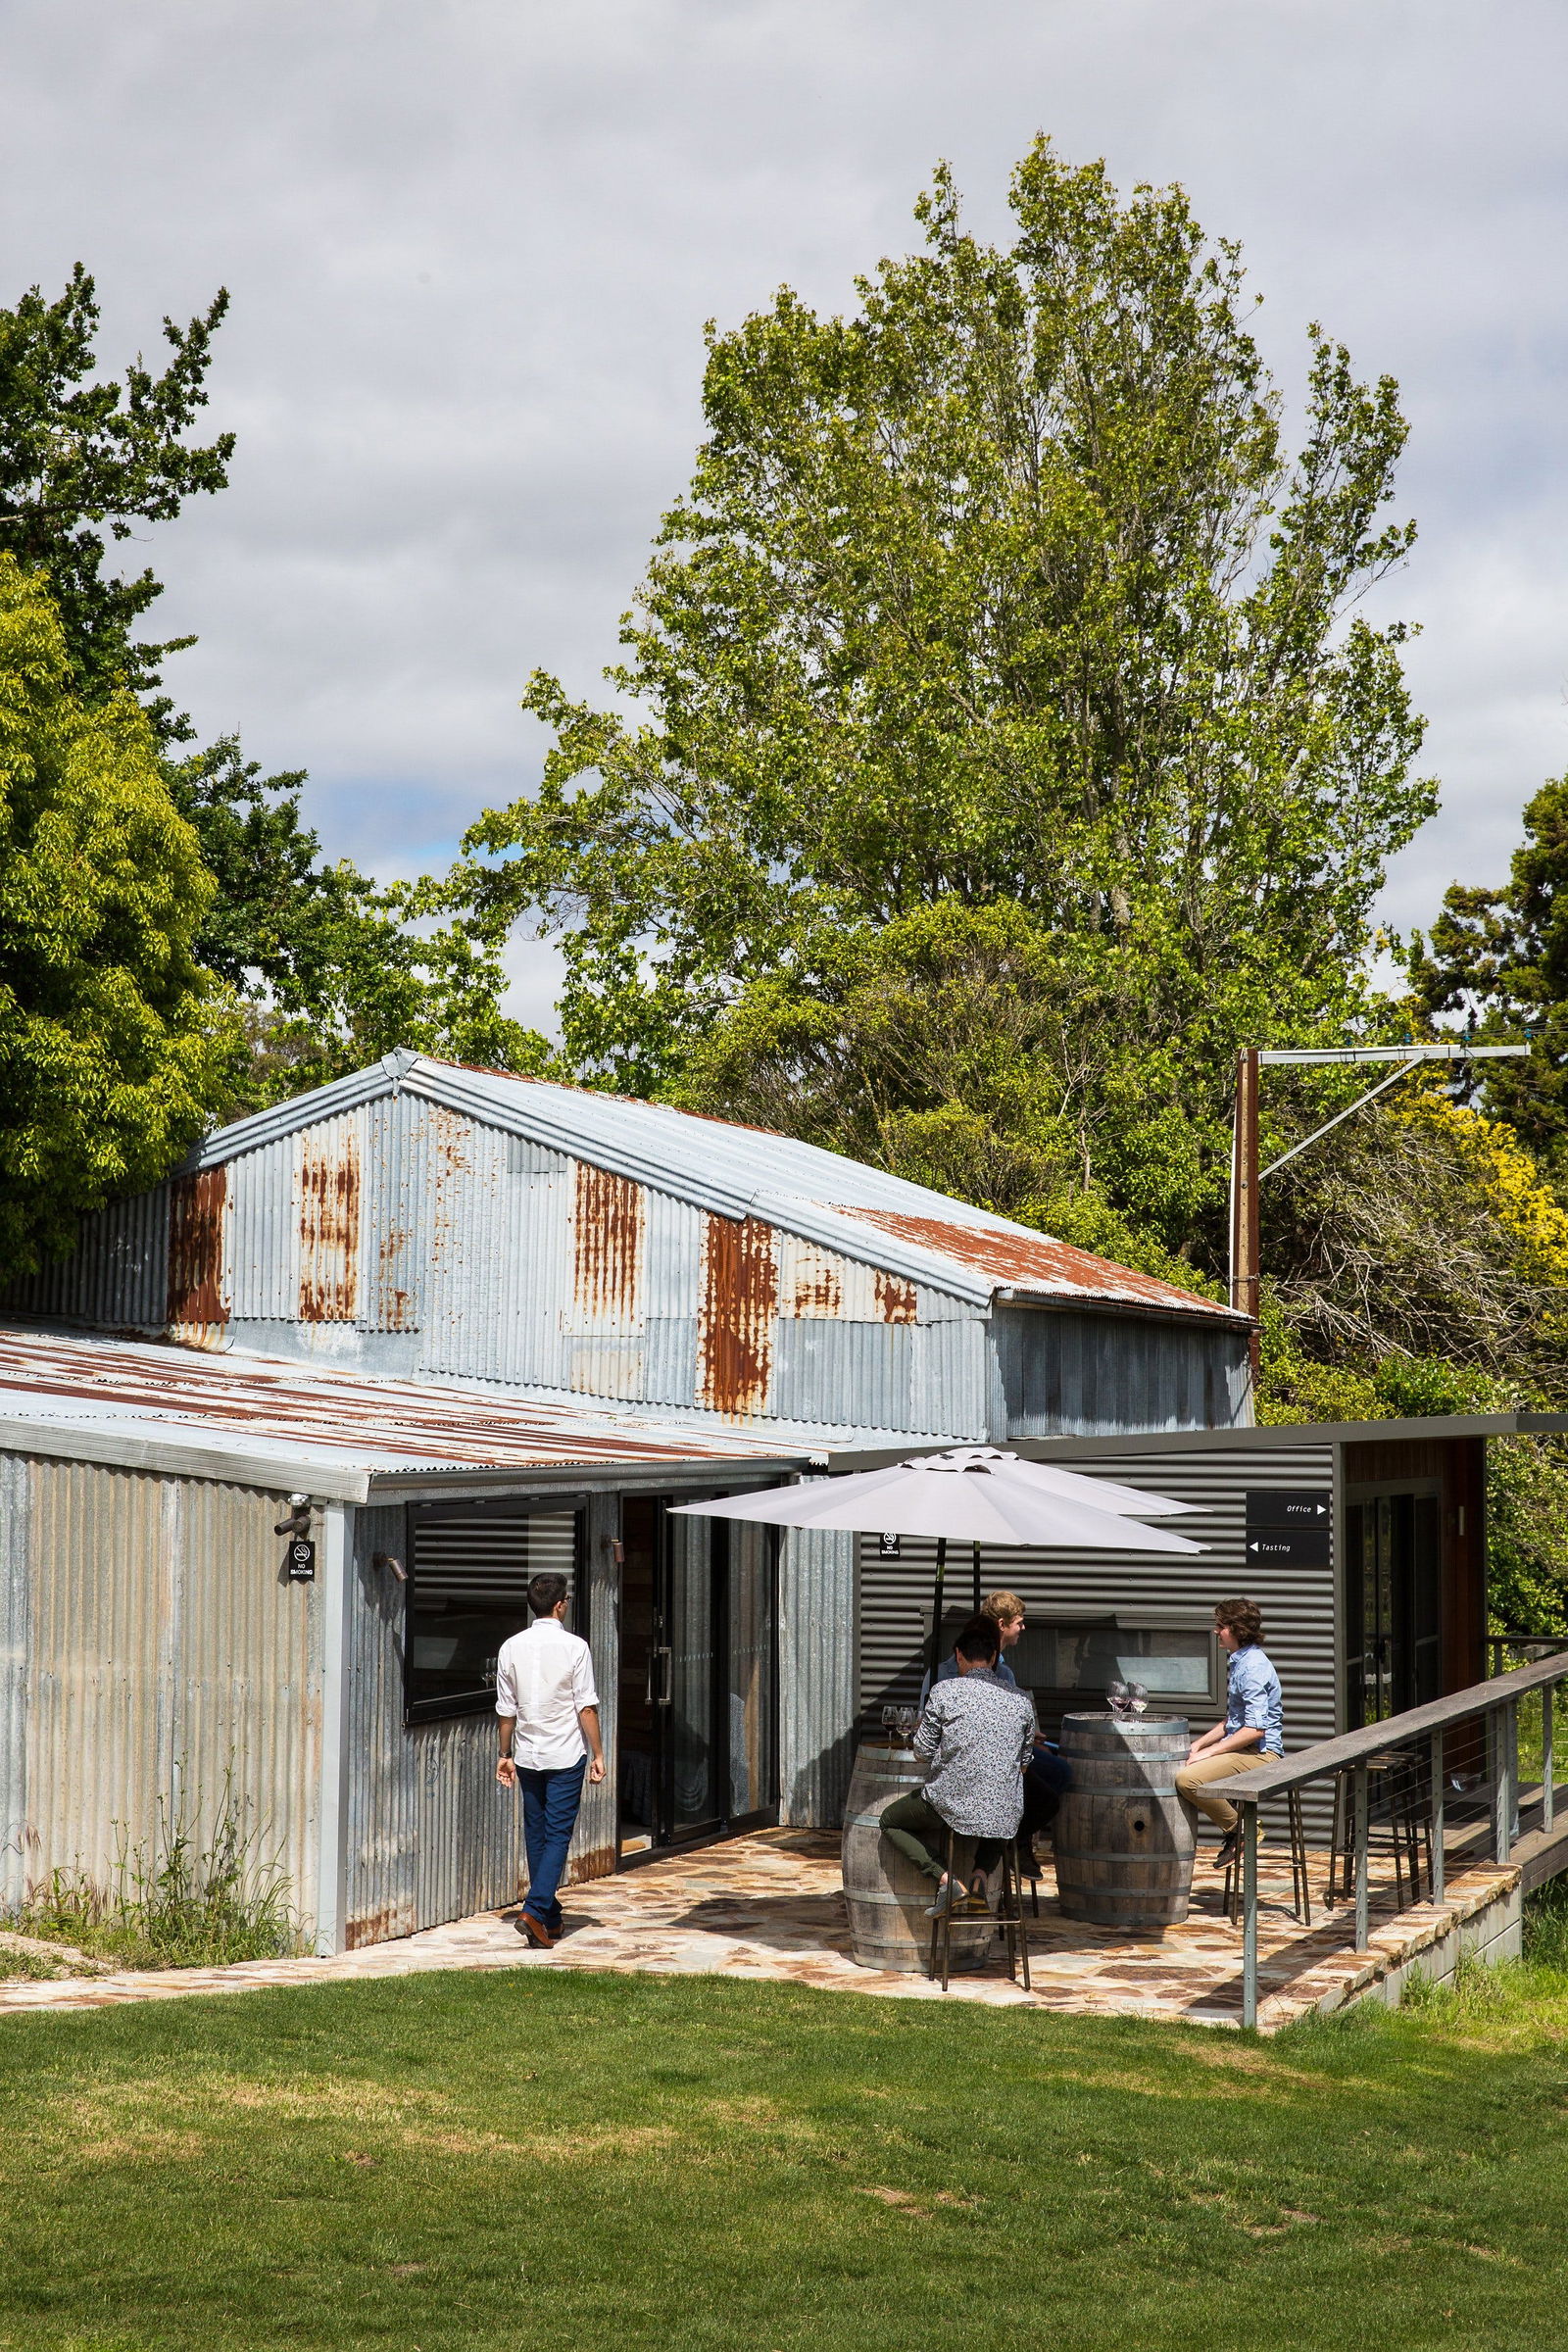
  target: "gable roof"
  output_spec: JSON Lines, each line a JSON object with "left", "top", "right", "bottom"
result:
{"left": 178, "top": 1050, "right": 1243, "bottom": 1324}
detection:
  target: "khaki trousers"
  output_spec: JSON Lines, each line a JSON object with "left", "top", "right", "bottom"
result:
{"left": 1174, "top": 1748, "right": 1268, "bottom": 1836}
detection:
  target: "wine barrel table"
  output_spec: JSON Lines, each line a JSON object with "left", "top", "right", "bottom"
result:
{"left": 841, "top": 1739, "right": 998, "bottom": 1974}
{"left": 1054, "top": 1712, "right": 1196, "bottom": 1930}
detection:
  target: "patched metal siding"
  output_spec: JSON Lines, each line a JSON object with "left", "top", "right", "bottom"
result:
{"left": 6, "top": 1076, "right": 1249, "bottom": 1448}
{"left": 7, "top": 1455, "right": 324, "bottom": 1936}
{"left": 857, "top": 1440, "right": 1338, "bottom": 1826}
{"left": 344, "top": 1492, "right": 619, "bottom": 1942}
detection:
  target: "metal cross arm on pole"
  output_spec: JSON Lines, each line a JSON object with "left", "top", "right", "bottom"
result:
{"left": 1257, "top": 1045, "right": 1532, "bottom": 1067}
{"left": 1228, "top": 1040, "right": 1532, "bottom": 1330}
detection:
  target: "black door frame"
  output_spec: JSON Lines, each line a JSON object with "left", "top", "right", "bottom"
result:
{"left": 1345, "top": 1479, "right": 1444, "bottom": 1727}
{"left": 615, "top": 1498, "right": 781, "bottom": 1866}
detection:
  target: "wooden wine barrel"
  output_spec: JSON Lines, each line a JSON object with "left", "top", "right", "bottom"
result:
{"left": 841, "top": 1739, "right": 998, "bottom": 1975}
{"left": 1054, "top": 1712, "right": 1196, "bottom": 1930}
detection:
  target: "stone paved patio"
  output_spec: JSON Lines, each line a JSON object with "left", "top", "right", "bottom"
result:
{"left": 0, "top": 1829, "right": 1520, "bottom": 2033}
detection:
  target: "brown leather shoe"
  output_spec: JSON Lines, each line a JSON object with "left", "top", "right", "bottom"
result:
{"left": 514, "top": 1912, "right": 557, "bottom": 1948}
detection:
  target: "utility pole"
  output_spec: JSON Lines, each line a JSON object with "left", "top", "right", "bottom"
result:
{"left": 1228, "top": 1043, "right": 1531, "bottom": 1369}
{"left": 1229, "top": 1050, "right": 1261, "bottom": 1371}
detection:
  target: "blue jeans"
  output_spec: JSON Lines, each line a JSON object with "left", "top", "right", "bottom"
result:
{"left": 517, "top": 1755, "right": 587, "bottom": 1931}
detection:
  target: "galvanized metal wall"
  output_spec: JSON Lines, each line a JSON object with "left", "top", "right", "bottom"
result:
{"left": 2, "top": 1454, "right": 324, "bottom": 1935}
{"left": 5, "top": 1090, "right": 1251, "bottom": 1447}
{"left": 995, "top": 1306, "right": 1252, "bottom": 1437}
{"left": 0, "top": 1454, "right": 28, "bottom": 1913}
{"left": 2, "top": 1097, "right": 1004, "bottom": 1446}
{"left": 343, "top": 1491, "right": 621, "bottom": 1945}
{"left": 779, "top": 1521, "right": 858, "bottom": 1829}
{"left": 858, "top": 1440, "right": 1339, "bottom": 1827}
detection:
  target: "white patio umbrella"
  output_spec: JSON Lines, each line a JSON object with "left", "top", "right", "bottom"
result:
{"left": 671, "top": 1445, "right": 1205, "bottom": 1682}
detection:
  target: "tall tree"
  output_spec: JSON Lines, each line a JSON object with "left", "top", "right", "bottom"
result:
{"left": 0, "top": 558, "right": 228, "bottom": 1273}
{"left": 453, "top": 139, "right": 1432, "bottom": 1261}
{"left": 0, "top": 265, "right": 233, "bottom": 735}
{"left": 1406, "top": 772, "right": 1568, "bottom": 1174}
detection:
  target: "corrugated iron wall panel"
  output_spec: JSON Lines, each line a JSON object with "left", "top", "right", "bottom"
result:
{"left": 25, "top": 1459, "right": 167, "bottom": 1888}
{"left": 4, "top": 1183, "right": 171, "bottom": 1330}
{"left": 997, "top": 1307, "right": 1252, "bottom": 1437}
{"left": 858, "top": 1440, "right": 1338, "bottom": 1823}
{"left": 359, "top": 1094, "right": 424, "bottom": 1335}
{"left": 0, "top": 1454, "right": 29, "bottom": 1911}
{"left": 778, "top": 1518, "right": 858, "bottom": 1829}
{"left": 225, "top": 1139, "right": 298, "bottom": 1322}
{"left": 908, "top": 1315, "right": 993, "bottom": 1443}
{"left": 18, "top": 1458, "right": 323, "bottom": 1933}
{"left": 174, "top": 1477, "right": 321, "bottom": 1918}
{"left": 345, "top": 1502, "right": 520, "bottom": 1942}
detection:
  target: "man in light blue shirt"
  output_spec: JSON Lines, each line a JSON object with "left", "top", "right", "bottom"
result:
{"left": 1174, "top": 1596, "right": 1283, "bottom": 1871}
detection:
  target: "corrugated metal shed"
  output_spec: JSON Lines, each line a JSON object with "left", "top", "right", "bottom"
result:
{"left": 0, "top": 1325, "right": 831, "bottom": 1950}
{"left": 4, "top": 1052, "right": 1252, "bottom": 1447}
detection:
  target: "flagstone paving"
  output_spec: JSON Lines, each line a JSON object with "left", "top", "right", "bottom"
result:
{"left": 0, "top": 1829, "right": 1519, "bottom": 2033}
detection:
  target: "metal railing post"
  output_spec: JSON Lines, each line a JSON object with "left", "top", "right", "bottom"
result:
{"left": 1242, "top": 1803, "right": 1258, "bottom": 2031}
{"left": 1545, "top": 1676, "right": 1557, "bottom": 1835}
{"left": 1508, "top": 1698, "right": 1520, "bottom": 1844}
{"left": 1429, "top": 1727, "right": 1446, "bottom": 1905}
{"left": 1493, "top": 1706, "right": 1513, "bottom": 1866}
{"left": 1353, "top": 1762, "right": 1369, "bottom": 1952}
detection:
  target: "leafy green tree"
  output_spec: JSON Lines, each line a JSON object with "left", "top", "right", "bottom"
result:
{"left": 453, "top": 139, "right": 1433, "bottom": 1261}
{"left": 1406, "top": 772, "right": 1568, "bottom": 1172}
{"left": 0, "top": 265, "right": 233, "bottom": 734}
{"left": 0, "top": 558, "right": 230, "bottom": 1273}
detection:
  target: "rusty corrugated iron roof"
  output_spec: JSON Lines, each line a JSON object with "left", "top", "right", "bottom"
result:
{"left": 0, "top": 1325, "right": 794, "bottom": 1473}
{"left": 823, "top": 1208, "right": 1230, "bottom": 1318}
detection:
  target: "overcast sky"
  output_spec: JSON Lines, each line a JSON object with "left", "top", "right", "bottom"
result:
{"left": 4, "top": 1, "right": 1565, "bottom": 1026}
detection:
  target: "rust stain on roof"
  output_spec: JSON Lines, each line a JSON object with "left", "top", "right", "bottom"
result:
{"left": 298, "top": 1134, "right": 361, "bottom": 1324}
{"left": 698, "top": 1216, "right": 778, "bottom": 1420}
{"left": 572, "top": 1162, "right": 646, "bottom": 1329}
{"left": 166, "top": 1169, "right": 228, "bottom": 1337}
{"left": 0, "top": 1329, "right": 781, "bottom": 1469}
{"left": 830, "top": 1206, "right": 1236, "bottom": 1318}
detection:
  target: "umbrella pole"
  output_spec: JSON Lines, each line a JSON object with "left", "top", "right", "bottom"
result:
{"left": 929, "top": 1539, "right": 947, "bottom": 1684}
{"left": 972, "top": 1541, "right": 981, "bottom": 1615}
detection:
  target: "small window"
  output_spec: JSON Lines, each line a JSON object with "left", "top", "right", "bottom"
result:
{"left": 937, "top": 1612, "right": 1220, "bottom": 1713}
{"left": 406, "top": 1504, "right": 582, "bottom": 1722}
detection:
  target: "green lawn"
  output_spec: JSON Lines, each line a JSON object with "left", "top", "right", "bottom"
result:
{"left": 3, "top": 1923, "right": 1567, "bottom": 2352}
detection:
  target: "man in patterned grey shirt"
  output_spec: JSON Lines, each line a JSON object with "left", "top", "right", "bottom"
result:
{"left": 881, "top": 1615, "right": 1040, "bottom": 1916}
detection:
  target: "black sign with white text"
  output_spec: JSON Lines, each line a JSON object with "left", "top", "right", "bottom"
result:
{"left": 1244, "top": 1490, "right": 1331, "bottom": 1567}
{"left": 287, "top": 1538, "right": 317, "bottom": 1583}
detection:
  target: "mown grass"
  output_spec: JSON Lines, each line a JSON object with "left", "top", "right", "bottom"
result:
{"left": 3, "top": 1900, "right": 1568, "bottom": 2352}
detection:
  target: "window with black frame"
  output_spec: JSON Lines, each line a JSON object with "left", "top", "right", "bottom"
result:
{"left": 406, "top": 1503, "right": 582, "bottom": 1722}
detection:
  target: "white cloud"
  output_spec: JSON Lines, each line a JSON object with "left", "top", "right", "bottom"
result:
{"left": 3, "top": 0, "right": 1566, "bottom": 1023}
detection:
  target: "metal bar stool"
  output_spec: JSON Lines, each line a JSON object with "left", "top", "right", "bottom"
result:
{"left": 1223, "top": 1787, "right": 1312, "bottom": 1927}
{"left": 1326, "top": 1750, "right": 1430, "bottom": 1908}
{"left": 1014, "top": 1834, "right": 1043, "bottom": 1919}
{"left": 928, "top": 1825, "right": 1033, "bottom": 1995}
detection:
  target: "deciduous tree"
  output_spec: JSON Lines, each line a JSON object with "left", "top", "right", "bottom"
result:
{"left": 453, "top": 139, "right": 1433, "bottom": 1261}
{"left": 0, "top": 559, "right": 228, "bottom": 1272}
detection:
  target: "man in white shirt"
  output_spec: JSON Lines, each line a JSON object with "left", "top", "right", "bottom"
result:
{"left": 495, "top": 1573, "right": 605, "bottom": 1948}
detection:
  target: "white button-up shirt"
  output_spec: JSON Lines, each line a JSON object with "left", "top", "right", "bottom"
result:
{"left": 494, "top": 1619, "right": 601, "bottom": 1770}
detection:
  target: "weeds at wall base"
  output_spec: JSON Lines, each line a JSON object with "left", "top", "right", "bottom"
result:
{"left": 10, "top": 1796, "right": 300, "bottom": 1971}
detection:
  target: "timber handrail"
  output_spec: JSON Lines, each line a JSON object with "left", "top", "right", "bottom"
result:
{"left": 1219, "top": 1647, "right": 1568, "bottom": 2030}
